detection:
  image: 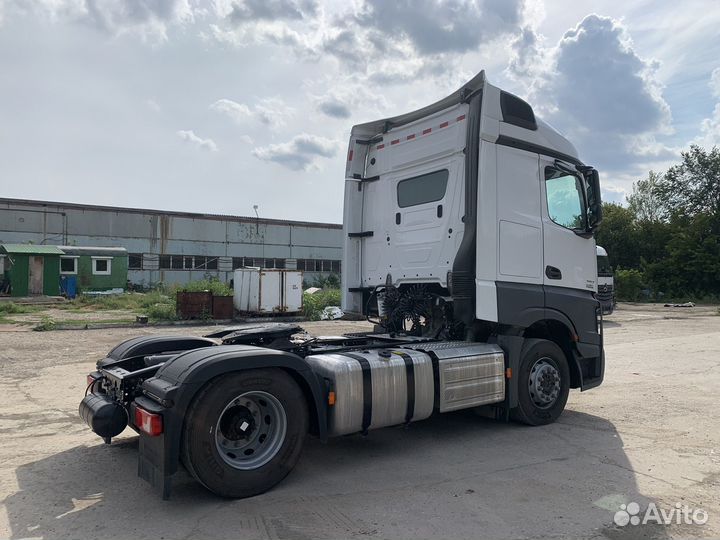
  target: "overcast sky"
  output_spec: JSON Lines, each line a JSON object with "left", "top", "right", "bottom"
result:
{"left": 1, "top": 0, "right": 719, "bottom": 223}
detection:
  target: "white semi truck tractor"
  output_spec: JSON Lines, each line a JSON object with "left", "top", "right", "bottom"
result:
{"left": 596, "top": 246, "right": 615, "bottom": 314}
{"left": 79, "top": 71, "right": 605, "bottom": 499}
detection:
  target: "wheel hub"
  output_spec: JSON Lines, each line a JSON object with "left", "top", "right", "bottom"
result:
{"left": 528, "top": 358, "right": 561, "bottom": 408}
{"left": 219, "top": 405, "right": 257, "bottom": 441}
{"left": 215, "top": 391, "right": 287, "bottom": 471}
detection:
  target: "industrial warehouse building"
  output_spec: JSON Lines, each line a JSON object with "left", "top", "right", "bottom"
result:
{"left": 0, "top": 198, "right": 343, "bottom": 288}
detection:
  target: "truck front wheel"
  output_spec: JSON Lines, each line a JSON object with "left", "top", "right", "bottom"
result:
{"left": 182, "top": 369, "right": 308, "bottom": 498}
{"left": 512, "top": 339, "right": 570, "bottom": 426}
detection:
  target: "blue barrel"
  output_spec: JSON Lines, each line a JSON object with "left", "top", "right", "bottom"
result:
{"left": 60, "top": 275, "right": 77, "bottom": 299}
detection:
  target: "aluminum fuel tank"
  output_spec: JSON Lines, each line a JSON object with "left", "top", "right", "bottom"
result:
{"left": 305, "top": 349, "right": 434, "bottom": 437}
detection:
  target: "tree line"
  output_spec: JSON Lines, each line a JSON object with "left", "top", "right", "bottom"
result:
{"left": 595, "top": 145, "right": 720, "bottom": 302}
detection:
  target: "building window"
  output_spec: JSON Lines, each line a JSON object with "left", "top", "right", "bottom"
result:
{"left": 206, "top": 257, "right": 218, "bottom": 270}
{"left": 171, "top": 255, "right": 183, "bottom": 269}
{"left": 184, "top": 256, "right": 194, "bottom": 269}
{"left": 128, "top": 253, "right": 142, "bottom": 270}
{"left": 331, "top": 260, "right": 341, "bottom": 273}
{"left": 232, "top": 257, "right": 244, "bottom": 269}
{"left": 275, "top": 258, "right": 286, "bottom": 269}
{"left": 159, "top": 255, "right": 171, "bottom": 269}
{"left": 92, "top": 257, "right": 112, "bottom": 275}
{"left": 60, "top": 256, "right": 78, "bottom": 274}
{"left": 193, "top": 256, "right": 207, "bottom": 269}
{"left": 264, "top": 258, "right": 275, "bottom": 269}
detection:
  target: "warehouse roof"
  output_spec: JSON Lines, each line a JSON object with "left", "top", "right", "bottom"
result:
{"left": 0, "top": 197, "right": 343, "bottom": 229}
{"left": 0, "top": 244, "right": 65, "bottom": 255}
{"left": 59, "top": 246, "right": 128, "bottom": 257}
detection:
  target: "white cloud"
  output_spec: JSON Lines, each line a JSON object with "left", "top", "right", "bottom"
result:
{"left": 711, "top": 67, "right": 720, "bottom": 98}
{"left": 145, "top": 98, "right": 161, "bottom": 112}
{"left": 600, "top": 184, "right": 628, "bottom": 205}
{"left": 506, "top": 26, "right": 544, "bottom": 80}
{"left": 355, "top": 0, "right": 523, "bottom": 55}
{"left": 177, "top": 130, "right": 218, "bottom": 152}
{"left": 317, "top": 96, "right": 350, "bottom": 119}
{"left": 691, "top": 68, "right": 720, "bottom": 148}
{"left": 252, "top": 133, "right": 337, "bottom": 170}
{"left": 221, "top": 0, "right": 318, "bottom": 22}
{"left": 8, "top": 0, "right": 195, "bottom": 41}
{"left": 211, "top": 98, "right": 252, "bottom": 122}
{"left": 211, "top": 97, "right": 292, "bottom": 128}
{"left": 207, "top": 0, "right": 530, "bottom": 85}
{"left": 310, "top": 78, "right": 391, "bottom": 120}
{"left": 516, "top": 15, "right": 674, "bottom": 173}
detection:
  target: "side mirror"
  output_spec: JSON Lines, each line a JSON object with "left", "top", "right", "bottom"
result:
{"left": 586, "top": 169, "right": 602, "bottom": 231}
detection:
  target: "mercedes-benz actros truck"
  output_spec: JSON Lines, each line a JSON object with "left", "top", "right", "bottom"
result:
{"left": 79, "top": 71, "right": 605, "bottom": 499}
{"left": 596, "top": 246, "right": 615, "bottom": 314}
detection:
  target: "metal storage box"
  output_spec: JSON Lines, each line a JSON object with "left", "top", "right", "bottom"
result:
{"left": 233, "top": 268, "right": 303, "bottom": 314}
{"left": 176, "top": 291, "right": 213, "bottom": 319}
{"left": 305, "top": 349, "right": 434, "bottom": 436}
{"left": 407, "top": 342, "right": 505, "bottom": 412}
{"left": 211, "top": 295, "right": 234, "bottom": 319}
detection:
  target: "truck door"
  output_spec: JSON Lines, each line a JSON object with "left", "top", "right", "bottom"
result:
{"left": 540, "top": 158, "right": 597, "bottom": 292}
{"left": 359, "top": 172, "right": 391, "bottom": 287}
{"left": 390, "top": 158, "right": 464, "bottom": 284}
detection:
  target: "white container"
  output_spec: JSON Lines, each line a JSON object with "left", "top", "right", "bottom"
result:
{"left": 233, "top": 268, "right": 303, "bottom": 314}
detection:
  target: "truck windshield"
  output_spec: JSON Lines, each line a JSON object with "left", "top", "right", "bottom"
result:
{"left": 597, "top": 255, "right": 612, "bottom": 277}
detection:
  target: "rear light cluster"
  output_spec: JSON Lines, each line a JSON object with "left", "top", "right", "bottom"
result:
{"left": 135, "top": 406, "right": 163, "bottom": 436}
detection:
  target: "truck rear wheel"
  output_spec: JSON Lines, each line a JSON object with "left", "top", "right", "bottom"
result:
{"left": 512, "top": 339, "right": 570, "bottom": 426}
{"left": 182, "top": 369, "right": 308, "bottom": 498}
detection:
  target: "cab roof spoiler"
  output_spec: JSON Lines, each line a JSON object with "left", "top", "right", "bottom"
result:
{"left": 351, "top": 70, "right": 486, "bottom": 136}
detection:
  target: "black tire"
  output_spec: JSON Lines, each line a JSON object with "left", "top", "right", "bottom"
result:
{"left": 512, "top": 339, "right": 570, "bottom": 426}
{"left": 182, "top": 369, "right": 308, "bottom": 498}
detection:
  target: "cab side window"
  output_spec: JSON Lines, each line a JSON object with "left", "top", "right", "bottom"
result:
{"left": 397, "top": 169, "right": 449, "bottom": 208}
{"left": 545, "top": 168, "right": 585, "bottom": 230}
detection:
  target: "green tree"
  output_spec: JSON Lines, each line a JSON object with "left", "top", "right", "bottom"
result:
{"left": 627, "top": 170, "right": 667, "bottom": 222}
{"left": 594, "top": 145, "right": 720, "bottom": 300}
{"left": 594, "top": 202, "right": 640, "bottom": 270}
{"left": 659, "top": 145, "right": 720, "bottom": 221}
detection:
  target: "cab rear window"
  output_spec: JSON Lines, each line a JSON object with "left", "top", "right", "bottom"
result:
{"left": 397, "top": 169, "right": 449, "bottom": 208}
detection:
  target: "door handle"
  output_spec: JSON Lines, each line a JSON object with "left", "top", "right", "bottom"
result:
{"left": 396, "top": 212, "right": 401, "bottom": 225}
{"left": 545, "top": 266, "right": 562, "bottom": 280}
{"left": 437, "top": 204, "right": 443, "bottom": 218}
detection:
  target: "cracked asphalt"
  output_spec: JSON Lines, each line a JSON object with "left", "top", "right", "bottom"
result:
{"left": 0, "top": 305, "right": 718, "bottom": 540}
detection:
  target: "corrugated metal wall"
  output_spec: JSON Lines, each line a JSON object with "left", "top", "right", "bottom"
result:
{"left": 0, "top": 198, "right": 343, "bottom": 287}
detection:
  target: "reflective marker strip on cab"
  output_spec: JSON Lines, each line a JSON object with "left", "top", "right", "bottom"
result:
{"left": 369, "top": 114, "right": 466, "bottom": 152}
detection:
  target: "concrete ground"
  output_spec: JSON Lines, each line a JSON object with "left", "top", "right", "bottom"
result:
{"left": 0, "top": 304, "right": 718, "bottom": 540}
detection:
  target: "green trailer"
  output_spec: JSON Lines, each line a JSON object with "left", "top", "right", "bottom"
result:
{"left": 0, "top": 244, "right": 63, "bottom": 297}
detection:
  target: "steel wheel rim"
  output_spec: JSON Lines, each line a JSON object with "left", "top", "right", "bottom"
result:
{"left": 214, "top": 390, "right": 287, "bottom": 470}
{"left": 528, "top": 357, "right": 561, "bottom": 408}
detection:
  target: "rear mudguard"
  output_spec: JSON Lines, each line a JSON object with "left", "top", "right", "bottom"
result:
{"left": 136, "top": 345, "right": 328, "bottom": 499}
{"left": 102, "top": 335, "right": 216, "bottom": 365}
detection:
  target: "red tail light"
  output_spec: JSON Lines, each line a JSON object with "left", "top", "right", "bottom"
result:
{"left": 135, "top": 406, "right": 163, "bottom": 436}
